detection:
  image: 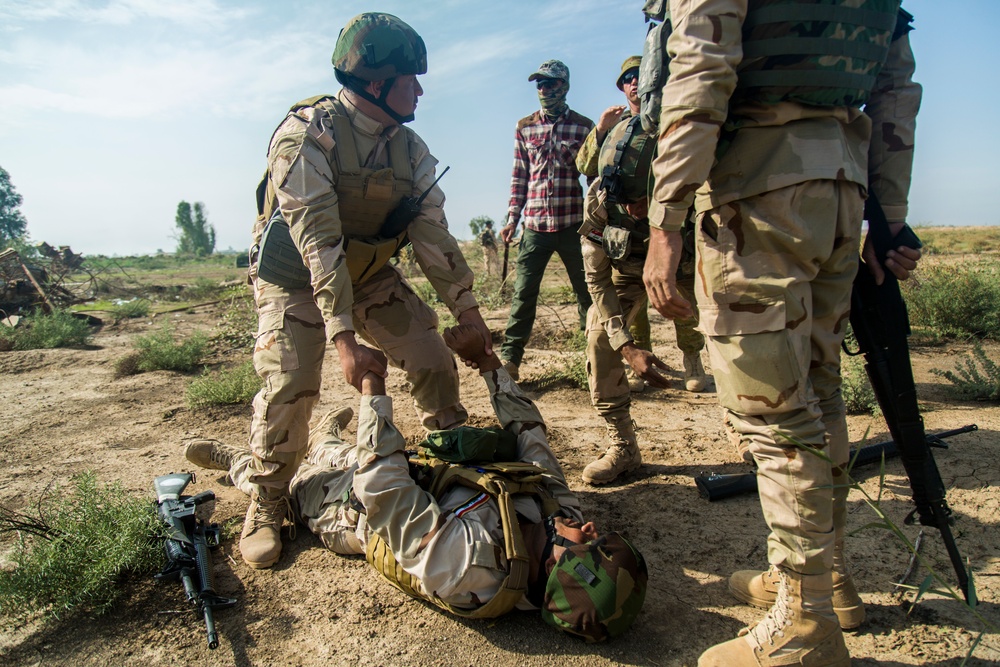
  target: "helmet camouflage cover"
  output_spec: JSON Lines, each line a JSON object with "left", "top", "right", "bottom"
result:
{"left": 542, "top": 532, "right": 647, "bottom": 642}
{"left": 332, "top": 12, "right": 427, "bottom": 81}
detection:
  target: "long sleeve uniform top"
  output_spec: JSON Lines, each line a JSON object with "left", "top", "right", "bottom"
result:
{"left": 352, "top": 369, "right": 583, "bottom": 611}
{"left": 264, "top": 90, "right": 478, "bottom": 340}
{"left": 649, "top": 0, "right": 921, "bottom": 233}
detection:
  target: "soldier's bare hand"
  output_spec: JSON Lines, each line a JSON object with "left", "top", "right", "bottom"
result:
{"left": 597, "top": 105, "right": 626, "bottom": 134}
{"left": 454, "top": 307, "right": 494, "bottom": 369}
{"left": 333, "top": 333, "right": 387, "bottom": 391}
{"left": 444, "top": 324, "right": 501, "bottom": 371}
{"left": 644, "top": 228, "right": 694, "bottom": 320}
{"left": 861, "top": 223, "right": 924, "bottom": 285}
{"left": 620, "top": 344, "right": 671, "bottom": 389}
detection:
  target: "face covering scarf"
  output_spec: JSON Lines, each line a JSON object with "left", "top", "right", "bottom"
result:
{"left": 538, "top": 80, "right": 568, "bottom": 120}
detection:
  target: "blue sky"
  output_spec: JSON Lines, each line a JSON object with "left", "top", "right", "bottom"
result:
{"left": 0, "top": 0, "right": 994, "bottom": 256}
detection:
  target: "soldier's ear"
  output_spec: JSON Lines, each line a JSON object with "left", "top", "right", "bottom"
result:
{"left": 366, "top": 80, "right": 385, "bottom": 98}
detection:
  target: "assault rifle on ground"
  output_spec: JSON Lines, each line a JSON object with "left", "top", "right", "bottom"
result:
{"left": 695, "top": 424, "right": 977, "bottom": 501}
{"left": 154, "top": 473, "right": 236, "bottom": 649}
{"left": 848, "top": 194, "right": 973, "bottom": 601}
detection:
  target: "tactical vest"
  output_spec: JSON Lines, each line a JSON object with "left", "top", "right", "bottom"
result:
{"left": 255, "top": 95, "right": 415, "bottom": 286}
{"left": 734, "top": 0, "right": 899, "bottom": 108}
{"left": 638, "top": 0, "right": 671, "bottom": 133}
{"left": 366, "top": 457, "right": 562, "bottom": 619}
{"left": 580, "top": 116, "right": 654, "bottom": 269}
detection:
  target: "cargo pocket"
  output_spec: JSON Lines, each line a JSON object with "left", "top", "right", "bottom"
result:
{"left": 254, "top": 310, "right": 299, "bottom": 373}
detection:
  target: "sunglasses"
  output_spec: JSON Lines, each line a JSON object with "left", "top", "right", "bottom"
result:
{"left": 536, "top": 78, "right": 561, "bottom": 91}
{"left": 621, "top": 70, "right": 639, "bottom": 85}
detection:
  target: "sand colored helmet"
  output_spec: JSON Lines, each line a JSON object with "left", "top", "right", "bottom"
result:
{"left": 541, "top": 532, "right": 647, "bottom": 642}
{"left": 616, "top": 55, "right": 642, "bottom": 90}
{"left": 332, "top": 12, "right": 427, "bottom": 82}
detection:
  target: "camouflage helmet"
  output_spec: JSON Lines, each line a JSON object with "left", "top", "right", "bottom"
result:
{"left": 616, "top": 55, "right": 641, "bottom": 90}
{"left": 332, "top": 13, "right": 427, "bottom": 82}
{"left": 541, "top": 532, "right": 647, "bottom": 642}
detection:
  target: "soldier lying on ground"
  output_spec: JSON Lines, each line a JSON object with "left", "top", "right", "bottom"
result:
{"left": 184, "top": 325, "right": 647, "bottom": 641}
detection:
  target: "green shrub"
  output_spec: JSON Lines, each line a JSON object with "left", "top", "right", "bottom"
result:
{"left": 841, "top": 350, "right": 880, "bottom": 416}
{"left": 183, "top": 276, "right": 225, "bottom": 301}
{"left": 213, "top": 288, "right": 256, "bottom": 353}
{"left": 108, "top": 299, "right": 150, "bottom": 322}
{"left": 930, "top": 343, "right": 1000, "bottom": 401}
{"left": 527, "top": 331, "right": 588, "bottom": 391}
{"left": 115, "top": 324, "right": 208, "bottom": 376}
{"left": 903, "top": 260, "right": 1000, "bottom": 339}
{"left": 0, "top": 309, "right": 92, "bottom": 350}
{"left": 0, "top": 472, "right": 162, "bottom": 619}
{"left": 186, "top": 360, "right": 262, "bottom": 409}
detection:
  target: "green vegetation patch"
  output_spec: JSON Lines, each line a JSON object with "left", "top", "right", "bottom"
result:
{"left": 0, "top": 472, "right": 163, "bottom": 619}
{"left": 931, "top": 343, "right": 1000, "bottom": 402}
{"left": 903, "top": 259, "right": 1000, "bottom": 339}
{"left": 0, "top": 309, "right": 92, "bottom": 351}
{"left": 114, "top": 324, "right": 208, "bottom": 377}
{"left": 186, "top": 360, "right": 262, "bottom": 409}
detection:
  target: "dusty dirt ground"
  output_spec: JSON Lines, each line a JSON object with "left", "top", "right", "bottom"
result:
{"left": 1, "top": 275, "right": 998, "bottom": 666}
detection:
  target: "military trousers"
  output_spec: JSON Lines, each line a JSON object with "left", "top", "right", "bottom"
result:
{"left": 586, "top": 264, "right": 648, "bottom": 424}
{"left": 501, "top": 226, "right": 592, "bottom": 365}
{"left": 247, "top": 262, "right": 466, "bottom": 500}
{"left": 695, "top": 180, "right": 861, "bottom": 574}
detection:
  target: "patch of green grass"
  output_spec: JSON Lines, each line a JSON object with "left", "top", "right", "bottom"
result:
{"left": 114, "top": 324, "right": 208, "bottom": 377}
{"left": 903, "top": 259, "right": 1000, "bottom": 339}
{"left": 186, "top": 360, "right": 262, "bottom": 409}
{"left": 108, "top": 299, "right": 150, "bottom": 322}
{"left": 930, "top": 343, "right": 1000, "bottom": 401}
{"left": 0, "top": 472, "right": 163, "bottom": 619}
{"left": 841, "top": 350, "right": 880, "bottom": 416}
{"left": 183, "top": 276, "right": 226, "bottom": 301}
{"left": 0, "top": 309, "right": 92, "bottom": 351}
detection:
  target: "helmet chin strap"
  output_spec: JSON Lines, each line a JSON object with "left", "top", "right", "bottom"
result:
{"left": 355, "top": 77, "right": 415, "bottom": 124}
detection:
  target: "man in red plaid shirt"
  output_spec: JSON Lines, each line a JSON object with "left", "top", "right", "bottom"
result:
{"left": 499, "top": 60, "right": 594, "bottom": 381}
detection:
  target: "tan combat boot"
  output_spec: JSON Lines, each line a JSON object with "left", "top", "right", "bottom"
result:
{"left": 502, "top": 359, "right": 520, "bottom": 382}
{"left": 308, "top": 406, "right": 355, "bottom": 445}
{"left": 184, "top": 439, "right": 246, "bottom": 472}
{"left": 582, "top": 419, "right": 641, "bottom": 485}
{"left": 700, "top": 568, "right": 849, "bottom": 667}
{"left": 728, "top": 540, "right": 865, "bottom": 630}
{"left": 683, "top": 351, "right": 708, "bottom": 392}
{"left": 240, "top": 495, "right": 291, "bottom": 569}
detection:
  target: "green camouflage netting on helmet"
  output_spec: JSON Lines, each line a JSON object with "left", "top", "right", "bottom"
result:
{"left": 332, "top": 12, "right": 427, "bottom": 82}
{"left": 542, "top": 532, "right": 647, "bottom": 642}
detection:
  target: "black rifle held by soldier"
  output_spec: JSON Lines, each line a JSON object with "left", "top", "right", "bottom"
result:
{"left": 848, "top": 193, "right": 972, "bottom": 601}
{"left": 154, "top": 473, "right": 236, "bottom": 649}
{"left": 695, "top": 424, "right": 977, "bottom": 502}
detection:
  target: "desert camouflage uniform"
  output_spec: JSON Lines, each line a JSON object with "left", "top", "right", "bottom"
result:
{"left": 247, "top": 90, "right": 477, "bottom": 500}
{"left": 650, "top": 0, "right": 919, "bottom": 575}
{"left": 479, "top": 227, "right": 500, "bottom": 277}
{"left": 229, "top": 368, "right": 583, "bottom": 610}
{"left": 580, "top": 118, "right": 703, "bottom": 426}
{"left": 577, "top": 110, "right": 703, "bottom": 361}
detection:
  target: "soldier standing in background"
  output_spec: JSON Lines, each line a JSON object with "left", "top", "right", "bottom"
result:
{"left": 479, "top": 219, "right": 500, "bottom": 277}
{"left": 499, "top": 60, "right": 594, "bottom": 382}
{"left": 644, "top": 1, "right": 922, "bottom": 664}
{"left": 576, "top": 56, "right": 708, "bottom": 395}
{"left": 244, "top": 12, "right": 490, "bottom": 571}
